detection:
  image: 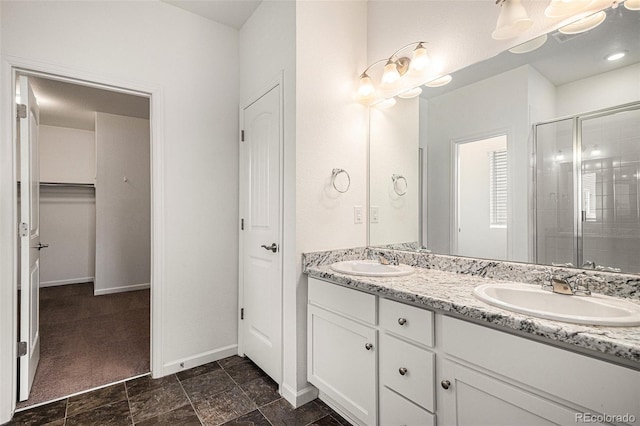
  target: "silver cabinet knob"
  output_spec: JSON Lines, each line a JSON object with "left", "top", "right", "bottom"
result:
{"left": 398, "top": 317, "right": 407, "bottom": 326}
{"left": 364, "top": 343, "right": 373, "bottom": 351}
{"left": 399, "top": 367, "right": 408, "bottom": 376}
{"left": 441, "top": 380, "right": 451, "bottom": 390}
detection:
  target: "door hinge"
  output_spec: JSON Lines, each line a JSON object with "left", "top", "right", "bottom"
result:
{"left": 241, "top": 218, "right": 244, "bottom": 231}
{"left": 19, "top": 222, "right": 28, "bottom": 237}
{"left": 16, "top": 104, "right": 27, "bottom": 119}
{"left": 241, "top": 130, "right": 245, "bottom": 142}
{"left": 240, "top": 308, "right": 244, "bottom": 320}
{"left": 17, "top": 341, "right": 27, "bottom": 357}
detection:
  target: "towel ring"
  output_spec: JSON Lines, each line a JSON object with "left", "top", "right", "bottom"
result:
{"left": 392, "top": 174, "right": 407, "bottom": 196}
{"left": 332, "top": 168, "right": 351, "bottom": 193}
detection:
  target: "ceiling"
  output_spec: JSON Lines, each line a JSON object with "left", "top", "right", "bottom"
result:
{"left": 161, "top": 0, "right": 262, "bottom": 29}
{"left": 29, "top": 77, "right": 150, "bottom": 131}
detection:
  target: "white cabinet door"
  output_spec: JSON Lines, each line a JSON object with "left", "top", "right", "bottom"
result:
{"left": 308, "top": 305, "right": 377, "bottom": 426}
{"left": 380, "top": 386, "right": 435, "bottom": 426}
{"left": 438, "top": 359, "right": 606, "bottom": 426}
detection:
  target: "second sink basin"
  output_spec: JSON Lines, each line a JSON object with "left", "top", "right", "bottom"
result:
{"left": 330, "top": 260, "right": 414, "bottom": 277}
{"left": 473, "top": 283, "right": 640, "bottom": 326}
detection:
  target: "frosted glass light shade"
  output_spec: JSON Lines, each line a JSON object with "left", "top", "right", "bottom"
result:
{"left": 410, "top": 44, "right": 429, "bottom": 72}
{"left": 425, "top": 75, "right": 452, "bottom": 88}
{"left": 398, "top": 87, "right": 422, "bottom": 99}
{"left": 559, "top": 10, "right": 606, "bottom": 34}
{"left": 545, "top": 0, "right": 592, "bottom": 18}
{"left": 357, "top": 75, "right": 376, "bottom": 100}
{"left": 625, "top": 0, "right": 640, "bottom": 10}
{"left": 492, "top": 0, "right": 533, "bottom": 40}
{"left": 381, "top": 61, "right": 401, "bottom": 87}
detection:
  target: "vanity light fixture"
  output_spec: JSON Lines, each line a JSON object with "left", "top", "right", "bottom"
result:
{"left": 492, "top": 0, "right": 534, "bottom": 40}
{"left": 558, "top": 10, "right": 607, "bottom": 34}
{"left": 356, "top": 41, "right": 432, "bottom": 105}
{"left": 425, "top": 75, "right": 452, "bottom": 88}
{"left": 606, "top": 50, "right": 627, "bottom": 61}
{"left": 625, "top": 0, "right": 640, "bottom": 10}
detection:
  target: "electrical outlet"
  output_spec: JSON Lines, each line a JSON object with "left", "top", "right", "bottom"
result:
{"left": 354, "top": 206, "right": 363, "bottom": 224}
{"left": 370, "top": 206, "right": 379, "bottom": 223}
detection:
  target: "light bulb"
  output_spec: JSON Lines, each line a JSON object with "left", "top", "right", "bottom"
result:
{"left": 410, "top": 43, "right": 429, "bottom": 72}
{"left": 381, "top": 60, "right": 401, "bottom": 86}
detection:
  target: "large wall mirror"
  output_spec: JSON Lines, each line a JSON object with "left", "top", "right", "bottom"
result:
{"left": 369, "top": 5, "right": 640, "bottom": 274}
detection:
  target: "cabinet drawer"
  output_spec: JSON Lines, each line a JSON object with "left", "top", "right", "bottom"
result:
{"left": 379, "top": 297, "right": 434, "bottom": 347}
{"left": 380, "top": 333, "right": 435, "bottom": 412}
{"left": 308, "top": 277, "right": 376, "bottom": 325}
{"left": 380, "top": 386, "right": 435, "bottom": 426}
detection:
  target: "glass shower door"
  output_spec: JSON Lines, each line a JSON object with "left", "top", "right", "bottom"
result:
{"left": 535, "top": 118, "right": 575, "bottom": 267}
{"left": 579, "top": 106, "right": 640, "bottom": 273}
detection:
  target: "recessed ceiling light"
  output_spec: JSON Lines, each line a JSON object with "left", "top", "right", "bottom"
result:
{"left": 606, "top": 51, "right": 628, "bottom": 61}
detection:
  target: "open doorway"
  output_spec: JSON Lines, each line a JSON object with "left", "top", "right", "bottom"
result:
{"left": 453, "top": 134, "right": 509, "bottom": 260}
{"left": 16, "top": 73, "right": 151, "bottom": 408}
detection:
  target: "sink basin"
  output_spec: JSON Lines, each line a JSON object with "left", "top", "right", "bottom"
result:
{"left": 330, "top": 260, "right": 414, "bottom": 277}
{"left": 473, "top": 283, "right": 640, "bottom": 326}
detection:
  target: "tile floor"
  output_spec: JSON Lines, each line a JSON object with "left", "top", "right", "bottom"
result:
{"left": 8, "top": 355, "right": 350, "bottom": 426}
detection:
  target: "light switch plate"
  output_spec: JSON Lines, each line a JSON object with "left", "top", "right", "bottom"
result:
{"left": 371, "top": 206, "right": 379, "bottom": 223}
{"left": 354, "top": 206, "right": 363, "bottom": 224}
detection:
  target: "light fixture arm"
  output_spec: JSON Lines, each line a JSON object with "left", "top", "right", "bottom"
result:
{"left": 359, "top": 58, "right": 388, "bottom": 78}
{"left": 387, "top": 41, "right": 428, "bottom": 61}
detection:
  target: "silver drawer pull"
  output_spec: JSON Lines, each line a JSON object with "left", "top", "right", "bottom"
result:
{"left": 398, "top": 317, "right": 407, "bottom": 326}
{"left": 441, "top": 379, "right": 451, "bottom": 390}
{"left": 399, "top": 367, "right": 408, "bottom": 376}
{"left": 365, "top": 343, "right": 373, "bottom": 351}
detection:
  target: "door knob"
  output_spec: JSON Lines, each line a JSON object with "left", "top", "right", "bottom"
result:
{"left": 36, "top": 242, "right": 49, "bottom": 250}
{"left": 399, "top": 367, "right": 408, "bottom": 376}
{"left": 364, "top": 343, "right": 373, "bottom": 351}
{"left": 441, "top": 380, "right": 451, "bottom": 390}
{"left": 260, "top": 243, "right": 278, "bottom": 253}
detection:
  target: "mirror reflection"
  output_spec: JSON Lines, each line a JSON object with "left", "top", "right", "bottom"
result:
{"left": 369, "top": 6, "right": 640, "bottom": 273}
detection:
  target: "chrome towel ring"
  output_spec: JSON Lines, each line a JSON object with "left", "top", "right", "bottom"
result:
{"left": 332, "top": 168, "right": 351, "bottom": 193}
{"left": 392, "top": 174, "right": 407, "bottom": 196}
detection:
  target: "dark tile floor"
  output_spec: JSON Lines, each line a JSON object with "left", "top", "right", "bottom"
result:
{"left": 8, "top": 356, "right": 350, "bottom": 426}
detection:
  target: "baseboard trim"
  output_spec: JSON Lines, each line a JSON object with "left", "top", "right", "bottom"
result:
{"left": 94, "top": 282, "right": 150, "bottom": 296}
{"left": 39, "top": 277, "right": 95, "bottom": 288}
{"left": 159, "top": 344, "right": 238, "bottom": 377}
{"left": 281, "top": 383, "right": 318, "bottom": 408}
{"left": 318, "top": 391, "right": 361, "bottom": 426}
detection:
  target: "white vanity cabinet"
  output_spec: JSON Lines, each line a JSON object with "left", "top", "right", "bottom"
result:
{"left": 437, "top": 316, "right": 640, "bottom": 426}
{"left": 308, "top": 278, "right": 378, "bottom": 426}
{"left": 307, "top": 277, "right": 640, "bottom": 426}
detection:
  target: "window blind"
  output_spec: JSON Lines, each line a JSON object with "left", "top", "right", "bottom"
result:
{"left": 490, "top": 150, "right": 508, "bottom": 227}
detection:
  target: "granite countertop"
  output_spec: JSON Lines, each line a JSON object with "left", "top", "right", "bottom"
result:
{"left": 305, "top": 263, "right": 640, "bottom": 367}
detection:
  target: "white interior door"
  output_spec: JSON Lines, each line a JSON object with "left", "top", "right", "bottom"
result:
{"left": 18, "top": 75, "right": 41, "bottom": 401}
{"left": 240, "top": 84, "right": 282, "bottom": 383}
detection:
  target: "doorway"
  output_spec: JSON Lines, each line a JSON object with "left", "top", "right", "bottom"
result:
{"left": 453, "top": 134, "right": 509, "bottom": 260}
{"left": 15, "top": 72, "right": 152, "bottom": 408}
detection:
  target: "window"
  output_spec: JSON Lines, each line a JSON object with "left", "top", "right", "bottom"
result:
{"left": 489, "top": 150, "right": 507, "bottom": 227}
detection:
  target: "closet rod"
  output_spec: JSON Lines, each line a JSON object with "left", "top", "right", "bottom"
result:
{"left": 39, "top": 182, "right": 95, "bottom": 188}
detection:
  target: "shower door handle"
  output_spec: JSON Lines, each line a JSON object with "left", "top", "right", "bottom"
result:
{"left": 581, "top": 210, "right": 586, "bottom": 222}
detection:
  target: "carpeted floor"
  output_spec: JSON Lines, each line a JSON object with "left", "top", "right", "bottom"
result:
{"left": 18, "top": 283, "right": 150, "bottom": 409}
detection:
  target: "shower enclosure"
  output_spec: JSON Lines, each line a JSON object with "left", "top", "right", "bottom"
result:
{"left": 534, "top": 102, "right": 640, "bottom": 274}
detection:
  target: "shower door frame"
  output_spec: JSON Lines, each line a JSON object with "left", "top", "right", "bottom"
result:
{"left": 532, "top": 101, "right": 640, "bottom": 269}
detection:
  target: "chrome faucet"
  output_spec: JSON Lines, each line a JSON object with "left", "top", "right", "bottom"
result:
{"left": 541, "top": 272, "right": 591, "bottom": 296}
{"left": 582, "top": 260, "right": 596, "bottom": 269}
{"left": 379, "top": 254, "right": 390, "bottom": 265}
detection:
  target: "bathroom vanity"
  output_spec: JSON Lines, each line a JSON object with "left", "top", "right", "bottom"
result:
{"left": 304, "top": 250, "right": 640, "bottom": 426}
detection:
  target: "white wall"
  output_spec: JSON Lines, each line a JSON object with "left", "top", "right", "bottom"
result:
{"left": 95, "top": 112, "right": 150, "bottom": 295}
{"left": 239, "top": 0, "right": 302, "bottom": 405}
{"left": 296, "top": 0, "right": 368, "bottom": 402}
{"left": 369, "top": 97, "right": 419, "bottom": 246}
{"left": 40, "top": 188, "right": 96, "bottom": 287}
{"left": 39, "top": 125, "right": 96, "bottom": 184}
{"left": 1, "top": 4, "right": 239, "bottom": 417}
{"left": 556, "top": 63, "right": 640, "bottom": 117}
